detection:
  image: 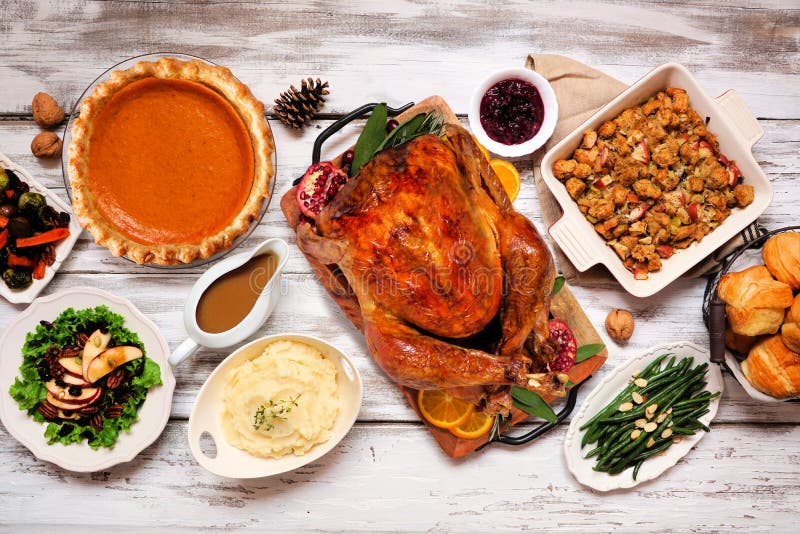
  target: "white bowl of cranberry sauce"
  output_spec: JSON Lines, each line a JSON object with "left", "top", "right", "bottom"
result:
{"left": 469, "top": 67, "right": 558, "bottom": 158}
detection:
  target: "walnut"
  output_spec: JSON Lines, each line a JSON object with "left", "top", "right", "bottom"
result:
{"left": 32, "top": 92, "right": 64, "bottom": 127}
{"left": 605, "top": 309, "right": 634, "bottom": 342}
{"left": 31, "top": 131, "right": 62, "bottom": 158}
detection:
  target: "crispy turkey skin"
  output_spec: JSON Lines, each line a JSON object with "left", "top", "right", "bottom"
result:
{"left": 296, "top": 124, "right": 558, "bottom": 413}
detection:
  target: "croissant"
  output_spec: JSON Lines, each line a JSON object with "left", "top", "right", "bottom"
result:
{"left": 718, "top": 265, "right": 794, "bottom": 336}
{"left": 782, "top": 294, "right": 800, "bottom": 353}
{"left": 742, "top": 334, "right": 800, "bottom": 398}
{"left": 762, "top": 232, "right": 800, "bottom": 290}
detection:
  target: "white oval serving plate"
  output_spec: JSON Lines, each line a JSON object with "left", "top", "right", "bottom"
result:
{"left": 0, "top": 152, "right": 82, "bottom": 304}
{"left": 188, "top": 333, "right": 362, "bottom": 479}
{"left": 0, "top": 286, "right": 175, "bottom": 472}
{"left": 564, "top": 341, "right": 723, "bottom": 491}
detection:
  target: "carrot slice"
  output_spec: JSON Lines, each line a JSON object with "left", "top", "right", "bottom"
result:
{"left": 0, "top": 229, "right": 7, "bottom": 250}
{"left": 4, "top": 190, "right": 13, "bottom": 199}
{"left": 0, "top": 215, "right": 8, "bottom": 228}
{"left": 33, "top": 257, "right": 46, "bottom": 279}
{"left": 7, "top": 254, "right": 36, "bottom": 268}
{"left": 15, "top": 227, "right": 70, "bottom": 248}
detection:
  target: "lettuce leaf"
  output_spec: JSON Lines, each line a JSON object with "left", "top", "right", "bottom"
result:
{"left": 8, "top": 305, "right": 162, "bottom": 449}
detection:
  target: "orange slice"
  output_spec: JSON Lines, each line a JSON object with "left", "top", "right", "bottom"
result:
{"left": 489, "top": 159, "right": 521, "bottom": 202}
{"left": 471, "top": 135, "right": 492, "bottom": 161}
{"left": 417, "top": 390, "right": 474, "bottom": 429}
{"left": 449, "top": 410, "right": 495, "bottom": 440}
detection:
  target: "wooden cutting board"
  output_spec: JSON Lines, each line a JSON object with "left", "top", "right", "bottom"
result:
{"left": 281, "top": 96, "right": 607, "bottom": 457}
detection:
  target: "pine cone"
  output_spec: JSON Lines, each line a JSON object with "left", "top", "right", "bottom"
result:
{"left": 274, "top": 77, "right": 329, "bottom": 129}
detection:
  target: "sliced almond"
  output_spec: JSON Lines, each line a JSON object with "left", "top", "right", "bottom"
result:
{"left": 672, "top": 436, "right": 683, "bottom": 444}
{"left": 656, "top": 412, "right": 667, "bottom": 424}
{"left": 631, "top": 391, "right": 645, "bottom": 404}
{"left": 635, "top": 418, "right": 647, "bottom": 429}
{"left": 630, "top": 429, "right": 641, "bottom": 440}
{"left": 667, "top": 407, "right": 673, "bottom": 414}
{"left": 618, "top": 402, "right": 634, "bottom": 412}
{"left": 668, "top": 421, "right": 673, "bottom": 427}
{"left": 661, "top": 428, "right": 673, "bottom": 439}
{"left": 631, "top": 371, "right": 640, "bottom": 378}
{"left": 646, "top": 437, "right": 655, "bottom": 448}
{"left": 634, "top": 378, "right": 648, "bottom": 388}
{"left": 644, "top": 422, "right": 658, "bottom": 432}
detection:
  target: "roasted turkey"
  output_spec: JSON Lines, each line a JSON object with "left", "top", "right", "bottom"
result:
{"left": 287, "top": 123, "right": 562, "bottom": 415}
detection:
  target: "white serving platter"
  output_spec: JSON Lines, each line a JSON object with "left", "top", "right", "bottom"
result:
{"left": 564, "top": 341, "right": 723, "bottom": 491}
{"left": 540, "top": 63, "right": 772, "bottom": 298}
{"left": 0, "top": 286, "right": 175, "bottom": 472}
{"left": 0, "top": 152, "right": 82, "bottom": 304}
{"left": 188, "top": 333, "right": 363, "bottom": 479}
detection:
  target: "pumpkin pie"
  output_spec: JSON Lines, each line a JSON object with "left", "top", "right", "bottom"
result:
{"left": 68, "top": 57, "right": 274, "bottom": 264}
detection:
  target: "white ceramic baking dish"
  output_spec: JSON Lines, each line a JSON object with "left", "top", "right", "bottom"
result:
{"left": 540, "top": 63, "right": 772, "bottom": 298}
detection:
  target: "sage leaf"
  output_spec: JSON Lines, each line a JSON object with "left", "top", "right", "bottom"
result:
{"left": 576, "top": 343, "right": 605, "bottom": 363}
{"left": 551, "top": 275, "right": 565, "bottom": 296}
{"left": 351, "top": 103, "right": 388, "bottom": 176}
{"left": 511, "top": 386, "right": 557, "bottom": 423}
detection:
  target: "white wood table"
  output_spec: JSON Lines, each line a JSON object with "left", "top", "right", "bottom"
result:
{"left": 1, "top": 1, "right": 798, "bottom": 531}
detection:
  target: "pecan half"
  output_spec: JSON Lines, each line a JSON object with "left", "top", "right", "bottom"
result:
{"left": 37, "top": 401, "right": 59, "bottom": 420}
{"left": 90, "top": 414, "right": 104, "bottom": 432}
{"left": 105, "top": 404, "right": 123, "bottom": 419}
{"left": 78, "top": 405, "right": 100, "bottom": 416}
{"left": 75, "top": 332, "right": 89, "bottom": 347}
{"left": 106, "top": 369, "right": 125, "bottom": 389}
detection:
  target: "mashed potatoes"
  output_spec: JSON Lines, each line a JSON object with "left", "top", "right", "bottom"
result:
{"left": 221, "top": 340, "right": 339, "bottom": 458}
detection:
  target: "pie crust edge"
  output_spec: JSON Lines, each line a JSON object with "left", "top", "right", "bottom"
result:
{"left": 67, "top": 57, "right": 275, "bottom": 265}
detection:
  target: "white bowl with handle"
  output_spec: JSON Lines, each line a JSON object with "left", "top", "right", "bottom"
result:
{"left": 187, "top": 333, "right": 363, "bottom": 478}
{"left": 540, "top": 63, "right": 771, "bottom": 298}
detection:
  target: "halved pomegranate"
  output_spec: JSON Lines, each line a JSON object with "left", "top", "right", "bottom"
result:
{"left": 296, "top": 162, "right": 349, "bottom": 220}
{"left": 549, "top": 319, "right": 577, "bottom": 372}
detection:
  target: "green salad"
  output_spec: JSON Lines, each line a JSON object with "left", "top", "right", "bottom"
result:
{"left": 9, "top": 306, "right": 162, "bottom": 449}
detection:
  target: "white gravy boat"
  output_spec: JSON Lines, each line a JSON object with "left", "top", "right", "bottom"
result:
{"left": 169, "top": 238, "right": 289, "bottom": 366}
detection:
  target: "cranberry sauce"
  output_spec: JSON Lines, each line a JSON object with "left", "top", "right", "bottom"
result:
{"left": 479, "top": 78, "right": 544, "bottom": 145}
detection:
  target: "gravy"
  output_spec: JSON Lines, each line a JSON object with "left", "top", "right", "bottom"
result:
{"left": 196, "top": 253, "right": 278, "bottom": 333}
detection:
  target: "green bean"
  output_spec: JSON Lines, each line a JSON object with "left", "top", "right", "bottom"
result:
{"left": 632, "top": 460, "right": 644, "bottom": 480}
{"left": 579, "top": 354, "right": 668, "bottom": 431}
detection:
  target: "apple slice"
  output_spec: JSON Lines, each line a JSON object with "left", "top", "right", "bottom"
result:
{"left": 61, "top": 373, "right": 91, "bottom": 387}
{"left": 46, "top": 390, "right": 101, "bottom": 410}
{"left": 59, "top": 357, "right": 83, "bottom": 376}
{"left": 82, "top": 329, "right": 111, "bottom": 381}
{"left": 687, "top": 201, "right": 701, "bottom": 223}
{"left": 45, "top": 380, "right": 100, "bottom": 402}
{"left": 86, "top": 346, "right": 143, "bottom": 384}
{"left": 57, "top": 409, "right": 81, "bottom": 420}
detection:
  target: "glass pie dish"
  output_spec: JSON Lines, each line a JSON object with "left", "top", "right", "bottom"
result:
{"left": 61, "top": 52, "right": 276, "bottom": 269}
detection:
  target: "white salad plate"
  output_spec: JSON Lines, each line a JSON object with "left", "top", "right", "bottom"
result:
{"left": 0, "top": 152, "right": 83, "bottom": 304}
{"left": 564, "top": 341, "right": 723, "bottom": 491}
{"left": 541, "top": 63, "right": 772, "bottom": 298}
{"left": 188, "top": 333, "right": 363, "bottom": 479}
{"left": 0, "top": 286, "right": 175, "bottom": 472}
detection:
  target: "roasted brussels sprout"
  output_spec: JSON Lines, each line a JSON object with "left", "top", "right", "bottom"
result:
{"left": 0, "top": 168, "right": 8, "bottom": 194}
{"left": 36, "top": 205, "right": 59, "bottom": 231}
{"left": 2, "top": 267, "right": 32, "bottom": 289}
{"left": 18, "top": 192, "right": 47, "bottom": 218}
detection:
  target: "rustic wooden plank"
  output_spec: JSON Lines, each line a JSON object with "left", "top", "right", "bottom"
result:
{"left": 0, "top": 118, "right": 797, "bottom": 276}
{"left": 0, "top": 1, "right": 797, "bottom": 118}
{"left": 1, "top": 272, "right": 798, "bottom": 424}
{"left": 0, "top": 421, "right": 797, "bottom": 531}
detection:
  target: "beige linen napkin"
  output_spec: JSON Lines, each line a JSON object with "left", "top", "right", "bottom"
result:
{"left": 526, "top": 54, "right": 764, "bottom": 284}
